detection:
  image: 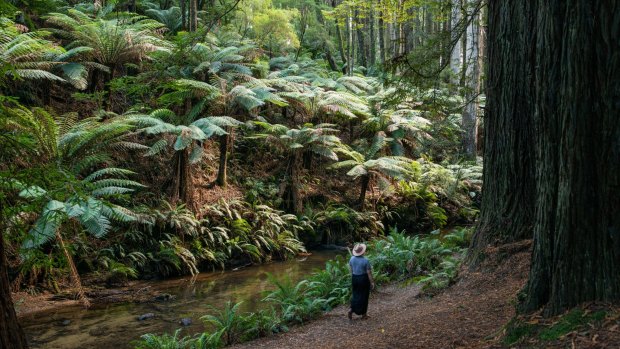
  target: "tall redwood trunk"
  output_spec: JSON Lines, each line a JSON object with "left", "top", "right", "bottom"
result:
{"left": 0, "top": 201, "right": 29, "bottom": 349}
{"left": 468, "top": 1, "right": 536, "bottom": 264}
{"left": 522, "top": 0, "right": 620, "bottom": 315}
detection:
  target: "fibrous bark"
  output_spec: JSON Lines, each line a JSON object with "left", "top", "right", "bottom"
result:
{"left": 468, "top": 0, "right": 536, "bottom": 263}
{"left": 522, "top": 0, "right": 620, "bottom": 315}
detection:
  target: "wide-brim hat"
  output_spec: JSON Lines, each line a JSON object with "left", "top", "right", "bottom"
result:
{"left": 352, "top": 243, "right": 367, "bottom": 256}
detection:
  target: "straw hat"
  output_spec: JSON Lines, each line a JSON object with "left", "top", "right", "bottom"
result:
{"left": 352, "top": 243, "right": 367, "bottom": 256}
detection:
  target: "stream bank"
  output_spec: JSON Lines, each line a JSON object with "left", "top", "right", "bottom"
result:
{"left": 17, "top": 250, "right": 341, "bottom": 349}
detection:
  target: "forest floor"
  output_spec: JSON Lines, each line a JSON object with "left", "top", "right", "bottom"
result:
{"left": 233, "top": 241, "right": 620, "bottom": 349}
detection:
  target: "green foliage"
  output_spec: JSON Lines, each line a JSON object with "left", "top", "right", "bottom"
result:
{"left": 135, "top": 227, "right": 470, "bottom": 348}
{"left": 45, "top": 8, "right": 170, "bottom": 71}
{"left": 201, "top": 301, "right": 252, "bottom": 345}
{"left": 2, "top": 0, "right": 485, "bottom": 338}
{"left": 204, "top": 199, "right": 307, "bottom": 261}
{"left": 308, "top": 203, "right": 384, "bottom": 243}
{"left": 135, "top": 329, "right": 195, "bottom": 349}
{"left": 252, "top": 7, "right": 300, "bottom": 56}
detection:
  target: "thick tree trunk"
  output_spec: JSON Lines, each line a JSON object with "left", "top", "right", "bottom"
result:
{"left": 522, "top": 0, "right": 620, "bottom": 315}
{"left": 216, "top": 133, "right": 228, "bottom": 187}
{"left": 358, "top": 174, "right": 370, "bottom": 210}
{"left": 0, "top": 210, "right": 29, "bottom": 349}
{"left": 467, "top": 1, "right": 536, "bottom": 264}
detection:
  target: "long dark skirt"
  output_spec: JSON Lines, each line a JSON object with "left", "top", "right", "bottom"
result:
{"left": 350, "top": 273, "right": 370, "bottom": 315}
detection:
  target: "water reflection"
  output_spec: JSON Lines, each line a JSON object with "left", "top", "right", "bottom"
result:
{"left": 21, "top": 250, "right": 341, "bottom": 349}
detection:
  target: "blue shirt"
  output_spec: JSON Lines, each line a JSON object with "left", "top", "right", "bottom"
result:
{"left": 349, "top": 256, "right": 371, "bottom": 275}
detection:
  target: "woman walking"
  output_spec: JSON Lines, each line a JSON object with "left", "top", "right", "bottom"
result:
{"left": 348, "top": 243, "right": 375, "bottom": 320}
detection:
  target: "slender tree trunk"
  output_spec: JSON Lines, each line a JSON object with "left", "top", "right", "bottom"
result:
{"left": 335, "top": 19, "right": 348, "bottom": 74}
{"left": 56, "top": 231, "right": 89, "bottom": 307}
{"left": 289, "top": 151, "right": 303, "bottom": 214}
{"left": 459, "top": 0, "right": 468, "bottom": 87}
{"left": 449, "top": 0, "right": 463, "bottom": 84}
{"left": 216, "top": 133, "right": 229, "bottom": 187}
{"left": 355, "top": 10, "right": 367, "bottom": 68}
{"left": 467, "top": 1, "right": 536, "bottom": 264}
{"left": 476, "top": 6, "right": 487, "bottom": 153}
{"left": 181, "top": 0, "right": 186, "bottom": 30}
{"left": 172, "top": 149, "right": 192, "bottom": 207}
{"left": 347, "top": 13, "right": 354, "bottom": 75}
{"left": 461, "top": 1, "right": 480, "bottom": 160}
{"left": 189, "top": 0, "right": 197, "bottom": 31}
{"left": 324, "top": 48, "right": 339, "bottom": 71}
{"left": 369, "top": 5, "right": 376, "bottom": 67}
{"left": 358, "top": 174, "right": 370, "bottom": 210}
{"left": 0, "top": 206, "right": 29, "bottom": 349}
{"left": 378, "top": 10, "right": 386, "bottom": 64}
{"left": 314, "top": 1, "right": 339, "bottom": 71}
{"left": 522, "top": 0, "right": 620, "bottom": 316}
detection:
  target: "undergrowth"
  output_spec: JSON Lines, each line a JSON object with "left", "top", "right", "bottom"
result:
{"left": 134, "top": 227, "right": 472, "bottom": 348}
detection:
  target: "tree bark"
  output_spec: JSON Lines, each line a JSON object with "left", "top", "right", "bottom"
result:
{"left": 378, "top": 9, "right": 386, "bottom": 64}
{"left": 335, "top": 18, "right": 348, "bottom": 74}
{"left": 355, "top": 10, "right": 367, "bottom": 68}
{"left": 461, "top": 0, "right": 480, "bottom": 160}
{"left": 0, "top": 205, "right": 29, "bottom": 349}
{"left": 314, "top": 1, "right": 339, "bottom": 71}
{"left": 216, "top": 133, "right": 229, "bottom": 187}
{"left": 181, "top": 0, "right": 186, "bottom": 31}
{"left": 288, "top": 151, "right": 303, "bottom": 214}
{"left": 189, "top": 0, "right": 198, "bottom": 31}
{"left": 449, "top": 0, "right": 462, "bottom": 84}
{"left": 368, "top": 4, "right": 376, "bottom": 67}
{"left": 522, "top": 0, "right": 620, "bottom": 315}
{"left": 172, "top": 149, "right": 193, "bottom": 207}
{"left": 467, "top": 0, "right": 536, "bottom": 264}
{"left": 347, "top": 13, "right": 354, "bottom": 75}
{"left": 358, "top": 174, "right": 370, "bottom": 210}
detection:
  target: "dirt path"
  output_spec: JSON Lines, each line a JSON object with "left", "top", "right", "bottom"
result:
{"left": 234, "top": 245, "right": 530, "bottom": 349}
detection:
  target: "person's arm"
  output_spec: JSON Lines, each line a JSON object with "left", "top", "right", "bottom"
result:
{"left": 367, "top": 262, "right": 375, "bottom": 289}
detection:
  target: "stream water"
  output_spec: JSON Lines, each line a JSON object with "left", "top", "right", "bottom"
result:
{"left": 20, "top": 250, "right": 342, "bottom": 349}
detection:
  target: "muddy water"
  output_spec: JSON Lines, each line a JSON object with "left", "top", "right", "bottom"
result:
{"left": 20, "top": 250, "right": 342, "bottom": 349}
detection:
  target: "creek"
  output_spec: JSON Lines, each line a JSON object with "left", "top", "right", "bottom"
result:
{"left": 20, "top": 250, "right": 342, "bottom": 349}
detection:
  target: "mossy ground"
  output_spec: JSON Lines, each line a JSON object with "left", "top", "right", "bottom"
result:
{"left": 504, "top": 305, "right": 617, "bottom": 347}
